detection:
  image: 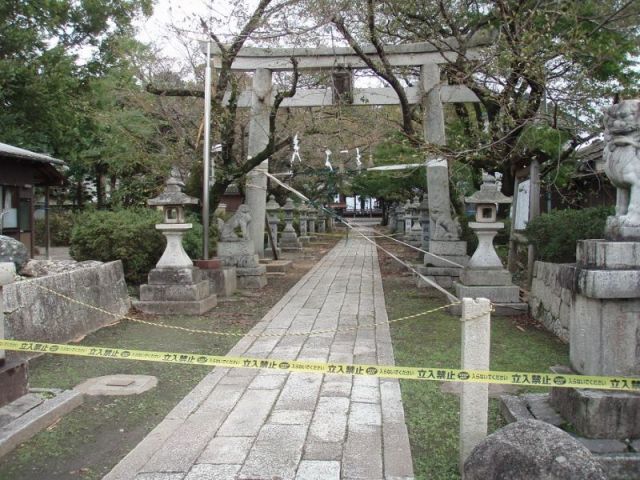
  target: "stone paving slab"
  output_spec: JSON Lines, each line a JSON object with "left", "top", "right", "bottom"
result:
{"left": 105, "top": 229, "right": 415, "bottom": 480}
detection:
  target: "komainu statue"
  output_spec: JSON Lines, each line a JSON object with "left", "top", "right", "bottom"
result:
{"left": 603, "top": 99, "right": 640, "bottom": 240}
{"left": 220, "top": 205, "right": 253, "bottom": 242}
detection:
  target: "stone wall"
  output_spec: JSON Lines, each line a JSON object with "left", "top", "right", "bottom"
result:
{"left": 529, "top": 261, "right": 576, "bottom": 343}
{"left": 4, "top": 261, "right": 130, "bottom": 359}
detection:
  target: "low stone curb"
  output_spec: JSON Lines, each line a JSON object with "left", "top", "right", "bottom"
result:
{"left": 0, "top": 389, "right": 84, "bottom": 458}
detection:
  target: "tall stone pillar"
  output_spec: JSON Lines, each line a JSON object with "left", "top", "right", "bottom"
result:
{"left": 246, "top": 68, "right": 273, "bottom": 257}
{"left": 421, "top": 64, "right": 446, "bottom": 146}
{"left": 417, "top": 159, "right": 468, "bottom": 288}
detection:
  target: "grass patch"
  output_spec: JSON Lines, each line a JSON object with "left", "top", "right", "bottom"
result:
{"left": 383, "top": 276, "right": 569, "bottom": 480}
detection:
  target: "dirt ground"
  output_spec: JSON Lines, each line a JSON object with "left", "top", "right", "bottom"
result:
{"left": 0, "top": 237, "right": 341, "bottom": 480}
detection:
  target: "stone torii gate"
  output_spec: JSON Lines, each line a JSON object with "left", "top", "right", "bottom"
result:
{"left": 211, "top": 33, "right": 488, "bottom": 256}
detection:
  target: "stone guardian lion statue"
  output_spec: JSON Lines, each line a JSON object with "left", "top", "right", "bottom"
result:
{"left": 603, "top": 99, "right": 640, "bottom": 240}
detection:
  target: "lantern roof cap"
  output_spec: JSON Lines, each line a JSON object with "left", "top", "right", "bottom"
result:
{"left": 465, "top": 173, "right": 512, "bottom": 205}
{"left": 148, "top": 176, "right": 199, "bottom": 206}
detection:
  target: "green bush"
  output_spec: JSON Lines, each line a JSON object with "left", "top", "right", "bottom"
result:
{"left": 70, "top": 209, "right": 164, "bottom": 284}
{"left": 525, "top": 206, "right": 613, "bottom": 263}
{"left": 70, "top": 209, "right": 219, "bottom": 284}
{"left": 34, "top": 209, "right": 75, "bottom": 246}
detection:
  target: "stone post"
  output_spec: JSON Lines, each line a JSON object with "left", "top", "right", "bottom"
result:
{"left": 403, "top": 200, "right": 413, "bottom": 234}
{"left": 395, "top": 202, "right": 406, "bottom": 233}
{"left": 298, "top": 204, "right": 310, "bottom": 244}
{"left": 280, "top": 198, "right": 301, "bottom": 251}
{"left": 419, "top": 194, "right": 430, "bottom": 250}
{"left": 388, "top": 203, "right": 397, "bottom": 233}
{"left": 459, "top": 297, "right": 491, "bottom": 475}
{"left": 0, "top": 262, "right": 16, "bottom": 367}
{"left": 246, "top": 68, "right": 273, "bottom": 257}
{"left": 265, "top": 194, "right": 280, "bottom": 257}
{"left": 421, "top": 64, "right": 446, "bottom": 146}
{"left": 308, "top": 207, "right": 317, "bottom": 240}
{"left": 317, "top": 207, "right": 326, "bottom": 233}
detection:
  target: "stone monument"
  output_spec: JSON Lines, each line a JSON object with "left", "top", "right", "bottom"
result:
{"left": 135, "top": 177, "right": 217, "bottom": 315}
{"left": 317, "top": 207, "right": 326, "bottom": 234}
{"left": 453, "top": 174, "right": 527, "bottom": 315}
{"left": 388, "top": 203, "right": 397, "bottom": 233}
{"left": 307, "top": 205, "right": 317, "bottom": 241}
{"left": 418, "top": 158, "right": 468, "bottom": 288}
{"left": 265, "top": 194, "right": 281, "bottom": 258}
{"left": 550, "top": 99, "right": 640, "bottom": 440}
{"left": 280, "top": 198, "right": 302, "bottom": 251}
{"left": 403, "top": 199, "right": 413, "bottom": 236}
{"left": 217, "top": 205, "right": 267, "bottom": 289}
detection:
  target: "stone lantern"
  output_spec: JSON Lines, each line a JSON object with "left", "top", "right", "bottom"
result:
{"left": 134, "top": 176, "right": 217, "bottom": 315}
{"left": 464, "top": 174, "right": 511, "bottom": 269}
{"left": 147, "top": 177, "right": 198, "bottom": 269}
{"left": 453, "top": 173, "right": 525, "bottom": 315}
{"left": 407, "top": 195, "right": 423, "bottom": 247}
{"left": 265, "top": 194, "right": 281, "bottom": 257}
{"left": 298, "top": 203, "right": 310, "bottom": 245}
{"left": 418, "top": 194, "right": 430, "bottom": 250}
{"left": 280, "top": 198, "right": 301, "bottom": 251}
{"left": 403, "top": 200, "right": 413, "bottom": 233}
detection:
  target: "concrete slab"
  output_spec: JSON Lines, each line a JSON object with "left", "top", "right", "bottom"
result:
{"left": 75, "top": 375, "right": 157, "bottom": 396}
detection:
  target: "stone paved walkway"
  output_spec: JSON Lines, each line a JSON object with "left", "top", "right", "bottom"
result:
{"left": 105, "top": 227, "right": 414, "bottom": 480}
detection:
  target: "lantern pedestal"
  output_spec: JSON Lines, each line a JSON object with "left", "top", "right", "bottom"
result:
{"left": 453, "top": 222, "right": 526, "bottom": 316}
{"left": 134, "top": 176, "right": 217, "bottom": 315}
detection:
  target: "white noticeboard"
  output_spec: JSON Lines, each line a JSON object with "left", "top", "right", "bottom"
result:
{"left": 513, "top": 179, "right": 530, "bottom": 231}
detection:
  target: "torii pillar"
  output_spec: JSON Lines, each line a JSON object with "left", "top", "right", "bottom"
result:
{"left": 246, "top": 68, "right": 272, "bottom": 257}
{"left": 421, "top": 63, "right": 446, "bottom": 146}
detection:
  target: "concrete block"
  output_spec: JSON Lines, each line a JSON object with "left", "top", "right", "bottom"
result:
{"left": 238, "top": 424, "right": 306, "bottom": 480}
{"left": 460, "top": 268, "right": 512, "bottom": 286}
{"left": 577, "top": 239, "right": 640, "bottom": 269}
{"left": 184, "top": 464, "right": 241, "bottom": 479}
{"left": 499, "top": 394, "right": 534, "bottom": 423}
{"left": 455, "top": 283, "right": 520, "bottom": 303}
{"left": 596, "top": 453, "right": 640, "bottom": 480}
{"left": 550, "top": 381, "right": 640, "bottom": 438}
{"left": 303, "top": 441, "right": 343, "bottom": 461}
{"left": 139, "top": 281, "right": 210, "bottom": 302}
{"left": 570, "top": 297, "right": 640, "bottom": 376}
{"left": 0, "top": 360, "right": 28, "bottom": 407}
{"left": 577, "top": 438, "right": 628, "bottom": 454}
{"left": 133, "top": 294, "right": 217, "bottom": 315}
{"left": 383, "top": 422, "right": 414, "bottom": 479}
{"left": 200, "top": 267, "right": 237, "bottom": 297}
{"left": 217, "top": 390, "right": 279, "bottom": 437}
{"left": 296, "top": 460, "right": 340, "bottom": 480}
{"left": 148, "top": 266, "right": 202, "bottom": 285}
{"left": 576, "top": 269, "right": 640, "bottom": 299}
{"left": 342, "top": 424, "right": 383, "bottom": 479}
{"left": 429, "top": 240, "right": 468, "bottom": 256}
{"left": 309, "top": 397, "right": 349, "bottom": 443}
{"left": 198, "top": 436, "right": 253, "bottom": 464}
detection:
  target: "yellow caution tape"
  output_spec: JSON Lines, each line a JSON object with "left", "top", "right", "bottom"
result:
{"left": 2, "top": 339, "right": 638, "bottom": 392}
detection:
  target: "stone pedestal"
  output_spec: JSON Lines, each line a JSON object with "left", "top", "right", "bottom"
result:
{"left": 217, "top": 239, "right": 267, "bottom": 289}
{"left": 194, "top": 260, "right": 237, "bottom": 297}
{"left": 418, "top": 240, "right": 468, "bottom": 288}
{"left": 549, "top": 239, "right": 640, "bottom": 439}
{"left": 135, "top": 266, "right": 218, "bottom": 315}
{"left": 454, "top": 223, "right": 526, "bottom": 315}
{"left": 134, "top": 223, "right": 218, "bottom": 315}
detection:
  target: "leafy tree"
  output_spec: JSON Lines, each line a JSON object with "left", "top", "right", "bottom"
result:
{"left": 306, "top": 0, "right": 640, "bottom": 195}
